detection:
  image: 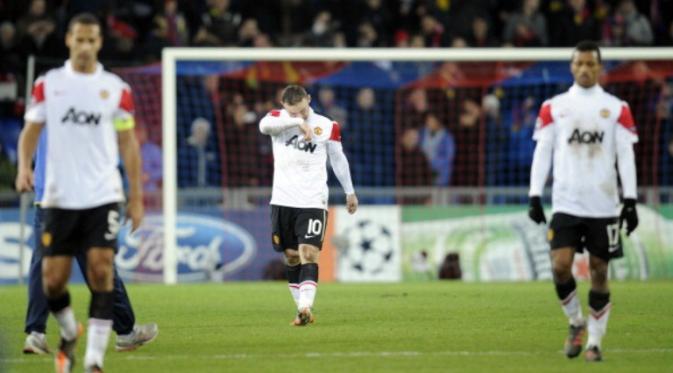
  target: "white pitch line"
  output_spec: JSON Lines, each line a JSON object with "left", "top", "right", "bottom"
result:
{"left": 3, "top": 348, "right": 672, "bottom": 364}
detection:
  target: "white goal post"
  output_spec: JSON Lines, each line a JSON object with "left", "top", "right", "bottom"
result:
{"left": 161, "top": 47, "right": 673, "bottom": 284}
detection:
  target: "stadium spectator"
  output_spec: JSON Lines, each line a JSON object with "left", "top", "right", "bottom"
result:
{"left": 0, "top": 21, "right": 21, "bottom": 75}
{"left": 222, "top": 102, "right": 261, "bottom": 187}
{"left": 136, "top": 125, "right": 162, "bottom": 193}
{"left": 451, "top": 98, "right": 482, "bottom": 186}
{"left": 418, "top": 112, "right": 455, "bottom": 186}
{"left": 508, "top": 96, "right": 537, "bottom": 185}
{"left": 400, "top": 88, "right": 429, "bottom": 131}
{"left": 347, "top": 87, "right": 393, "bottom": 187}
{"left": 238, "top": 18, "right": 262, "bottom": 47}
{"left": 419, "top": 14, "right": 445, "bottom": 47}
{"left": 303, "top": 11, "right": 337, "bottom": 47}
{"left": 184, "top": 117, "right": 218, "bottom": 187}
{"left": 602, "top": 0, "right": 654, "bottom": 46}
{"left": 16, "top": 0, "right": 62, "bottom": 61}
{"left": 503, "top": 0, "right": 548, "bottom": 47}
{"left": 355, "top": 0, "right": 392, "bottom": 46}
{"left": 549, "top": 0, "right": 600, "bottom": 46}
{"left": 315, "top": 86, "right": 347, "bottom": 127}
{"left": 466, "top": 16, "right": 499, "bottom": 47}
{"left": 193, "top": 0, "right": 241, "bottom": 46}
{"left": 355, "top": 21, "right": 381, "bottom": 47}
{"left": 151, "top": 0, "right": 189, "bottom": 46}
{"left": 483, "top": 92, "right": 510, "bottom": 188}
{"left": 398, "top": 128, "right": 433, "bottom": 203}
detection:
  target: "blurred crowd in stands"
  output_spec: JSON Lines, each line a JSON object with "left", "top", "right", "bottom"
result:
{"left": 1, "top": 0, "right": 673, "bottom": 195}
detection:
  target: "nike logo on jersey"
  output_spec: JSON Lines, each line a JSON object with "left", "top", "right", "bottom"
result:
{"left": 285, "top": 135, "right": 317, "bottom": 153}
{"left": 61, "top": 107, "right": 102, "bottom": 126}
{"left": 304, "top": 234, "right": 318, "bottom": 239}
{"left": 567, "top": 129, "right": 604, "bottom": 144}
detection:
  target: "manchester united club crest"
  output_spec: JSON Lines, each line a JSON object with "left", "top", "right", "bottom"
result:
{"left": 100, "top": 89, "right": 109, "bottom": 100}
{"left": 313, "top": 127, "right": 323, "bottom": 136}
{"left": 600, "top": 108, "right": 610, "bottom": 118}
{"left": 42, "top": 232, "right": 52, "bottom": 247}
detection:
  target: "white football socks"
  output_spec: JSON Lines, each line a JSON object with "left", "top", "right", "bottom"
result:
{"left": 54, "top": 306, "right": 78, "bottom": 341}
{"left": 84, "top": 318, "right": 112, "bottom": 369}
{"left": 587, "top": 303, "right": 611, "bottom": 348}
{"left": 560, "top": 289, "right": 584, "bottom": 326}
{"left": 297, "top": 280, "right": 317, "bottom": 310}
{"left": 288, "top": 283, "right": 300, "bottom": 307}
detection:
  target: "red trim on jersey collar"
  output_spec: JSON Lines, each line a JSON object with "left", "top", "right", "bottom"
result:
{"left": 617, "top": 104, "right": 636, "bottom": 134}
{"left": 537, "top": 103, "right": 553, "bottom": 128}
{"left": 329, "top": 121, "right": 341, "bottom": 141}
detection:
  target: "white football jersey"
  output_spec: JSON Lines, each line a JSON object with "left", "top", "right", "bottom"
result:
{"left": 533, "top": 84, "right": 638, "bottom": 217}
{"left": 24, "top": 61, "right": 134, "bottom": 209}
{"left": 263, "top": 108, "right": 341, "bottom": 210}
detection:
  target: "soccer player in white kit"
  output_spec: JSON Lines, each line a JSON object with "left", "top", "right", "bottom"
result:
{"left": 260, "top": 85, "right": 358, "bottom": 326}
{"left": 528, "top": 41, "right": 639, "bottom": 362}
{"left": 15, "top": 13, "right": 143, "bottom": 373}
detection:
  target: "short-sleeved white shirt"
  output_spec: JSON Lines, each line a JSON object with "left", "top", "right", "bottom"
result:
{"left": 24, "top": 61, "right": 135, "bottom": 209}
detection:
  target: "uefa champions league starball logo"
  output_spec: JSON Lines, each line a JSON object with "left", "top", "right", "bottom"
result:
{"left": 338, "top": 220, "right": 395, "bottom": 275}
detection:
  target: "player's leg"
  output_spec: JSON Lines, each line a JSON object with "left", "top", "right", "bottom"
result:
{"left": 548, "top": 213, "right": 585, "bottom": 358}
{"left": 294, "top": 243, "right": 319, "bottom": 326}
{"left": 83, "top": 247, "right": 115, "bottom": 371}
{"left": 293, "top": 208, "right": 327, "bottom": 326}
{"left": 74, "top": 249, "right": 158, "bottom": 353}
{"left": 585, "top": 254, "right": 610, "bottom": 362}
{"left": 23, "top": 207, "right": 51, "bottom": 354}
{"left": 284, "top": 248, "right": 301, "bottom": 307}
{"left": 81, "top": 203, "right": 120, "bottom": 371}
{"left": 271, "top": 205, "right": 302, "bottom": 308}
{"left": 42, "top": 208, "right": 81, "bottom": 373}
{"left": 584, "top": 217, "right": 620, "bottom": 362}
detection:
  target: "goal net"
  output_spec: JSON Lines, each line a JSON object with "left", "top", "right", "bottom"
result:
{"left": 138, "top": 48, "right": 673, "bottom": 283}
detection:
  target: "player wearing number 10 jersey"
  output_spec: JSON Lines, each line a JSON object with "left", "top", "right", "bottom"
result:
{"left": 260, "top": 85, "right": 358, "bottom": 326}
{"left": 528, "top": 41, "right": 639, "bottom": 362}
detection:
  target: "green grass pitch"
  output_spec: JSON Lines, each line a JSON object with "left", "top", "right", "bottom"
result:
{"left": 1, "top": 281, "right": 672, "bottom": 372}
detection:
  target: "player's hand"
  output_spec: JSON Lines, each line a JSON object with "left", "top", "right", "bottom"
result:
{"left": 15, "top": 168, "right": 34, "bottom": 192}
{"left": 299, "top": 121, "right": 312, "bottom": 141}
{"left": 619, "top": 198, "right": 638, "bottom": 236}
{"left": 126, "top": 198, "right": 144, "bottom": 232}
{"left": 346, "top": 194, "right": 358, "bottom": 214}
{"left": 528, "top": 196, "right": 546, "bottom": 224}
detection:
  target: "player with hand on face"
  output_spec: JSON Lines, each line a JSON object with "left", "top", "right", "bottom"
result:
{"left": 260, "top": 85, "right": 358, "bottom": 326}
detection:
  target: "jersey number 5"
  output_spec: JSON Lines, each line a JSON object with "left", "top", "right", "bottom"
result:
{"left": 104, "top": 210, "right": 121, "bottom": 241}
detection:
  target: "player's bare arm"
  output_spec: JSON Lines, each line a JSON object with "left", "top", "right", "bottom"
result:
{"left": 118, "top": 129, "right": 144, "bottom": 231}
{"left": 15, "top": 122, "right": 44, "bottom": 192}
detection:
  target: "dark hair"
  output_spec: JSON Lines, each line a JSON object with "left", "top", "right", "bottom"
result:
{"left": 573, "top": 40, "right": 602, "bottom": 63}
{"left": 281, "top": 85, "right": 308, "bottom": 105}
{"left": 68, "top": 13, "right": 101, "bottom": 32}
